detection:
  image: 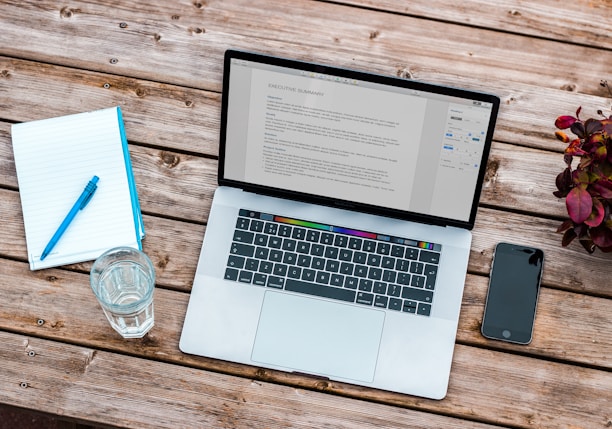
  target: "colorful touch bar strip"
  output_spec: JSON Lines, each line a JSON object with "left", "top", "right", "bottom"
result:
{"left": 240, "top": 209, "right": 440, "bottom": 251}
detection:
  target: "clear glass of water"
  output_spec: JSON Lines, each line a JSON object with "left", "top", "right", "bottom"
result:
{"left": 90, "top": 247, "right": 156, "bottom": 339}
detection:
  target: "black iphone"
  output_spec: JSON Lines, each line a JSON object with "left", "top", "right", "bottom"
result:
{"left": 481, "top": 242, "right": 544, "bottom": 344}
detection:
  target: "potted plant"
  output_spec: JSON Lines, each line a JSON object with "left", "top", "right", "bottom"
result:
{"left": 553, "top": 80, "right": 612, "bottom": 253}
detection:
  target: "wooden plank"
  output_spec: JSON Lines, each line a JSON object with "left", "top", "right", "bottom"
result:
{"left": 0, "top": 240, "right": 609, "bottom": 374}
{"left": 0, "top": 332, "right": 506, "bottom": 429}
{"left": 1, "top": 164, "right": 611, "bottom": 298}
{"left": 336, "top": 0, "right": 612, "bottom": 50}
{"left": 0, "top": 262, "right": 609, "bottom": 428}
{"left": 0, "top": 0, "right": 608, "bottom": 99}
{"left": 1, "top": 56, "right": 609, "bottom": 160}
{"left": 0, "top": 58, "right": 221, "bottom": 157}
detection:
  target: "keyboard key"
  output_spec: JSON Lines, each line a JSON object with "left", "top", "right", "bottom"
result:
{"left": 344, "top": 277, "right": 358, "bottom": 289}
{"left": 348, "top": 237, "right": 362, "bottom": 250}
{"left": 301, "top": 269, "right": 316, "bottom": 282}
{"left": 224, "top": 267, "right": 239, "bottom": 281}
{"left": 419, "top": 250, "right": 440, "bottom": 264}
{"left": 254, "top": 234, "right": 268, "bottom": 246}
{"left": 324, "top": 246, "right": 339, "bottom": 259}
{"left": 312, "top": 257, "right": 325, "bottom": 270}
{"left": 288, "top": 266, "right": 302, "bottom": 279}
{"left": 285, "top": 279, "right": 356, "bottom": 302}
{"left": 227, "top": 255, "right": 245, "bottom": 269}
{"left": 353, "top": 251, "right": 367, "bottom": 264}
{"left": 397, "top": 273, "right": 411, "bottom": 285}
{"left": 368, "top": 267, "right": 382, "bottom": 280}
{"left": 367, "top": 254, "right": 381, "bottom": 266}
{"left": 297, "top": 255, "right": 311, "bottom": 267}
{"left": 381, "top": 256, "right": 395, "bottom": 269}
{"left": 334, "top": 235, "right": 348, "bottom": 247}
{"left": 363, "top": 240, "right": 376, "bottom": 252}
{"left": 245, "top": 258, "right": 259, "bottom": 271}
{"left": 417, "top": 302, "right": 432, "bottom": 316}
{"left": 269, "top": 249, "right": 283, "bottom": 262}
{"left": 249, "top": 220, "right": 264, "bottom": 232}
{"left": 255, "top": 247, "right": 269, "bottom": 260}
{"left": 410, "top": 261, "right": 424, "bottom": 274}
{"left": 374, "top": 295, "right": 388, "bottom": 308}
{"left": 269, "top": 237, "right": 282, "bottom": 248}
{"left": 382, "top": 270, "right": 396, "bottom": 283}
{"left": 278, "top": 225, "right": 292, "bottom": 237}
{"left": 325, "top": 260, "right": 340, "bottom": 273}
{"left": 359, "top": 279, "right": 373, "bottom": 292}
{"left": 238, "top": 271, "right": 253, "bottom": 283}
{"left": 310, "top": 244, "right": 325, "bottom": 257}
{"left": 273, "top": 264, "right": 288, "bottom": 276}
{"left": 386, "top": 284, "right": 402, "bottom": 297}
{"left": 356, "top": 292, "right": 374, "bottom": 306}
{"left": 316, "top": 271, "right": 331, "bottom": 284}
{"left": 264, "top": 222, "right": 278, "bottom": 235}
{"left": 391, "top": 245, "right": 404, "bottom": 257}
{"left": 253, "top": 273, "right": 267, "bottom": 286}
{"left": 373, "top": 281, "right": 387, "bottom": 294}
{"left": 296, "top": 242, "right": 311, "bottom": 254}
{"left": 411, "top": 275, "right": 425, "bottom": 288}
{"left": 340, "top": 262, "right": 354, "bottom": 275}
{"left": 259, "top": 261, "right": 273, "bottom": 274}
{"left": 401, "top": 287, "right": 433, "bottom": 303}
{"left": 376, "top": 242, "right": 390, "bottom": 255}
{"left": 330, "top": 274, "right": 344, "bottom": 287}
{"left": 292, "top": 227, "right": 306, "bottom": 240}
{"left": 283, "top": 252, "right": 297, "bottom": 265}
{"left": 403, "top": 300, "right": 417, "bottom": 313}
{"left": 321, "top": 232, "right": 334, "bottom": 245}
{"left": 339, "top": 249, "right": 353, "bottom": 261}
{"left": 282, "top": 239, "right": 297, "bottom": 252}
{"left": 236, "top": 217, "right": 249, "bottom": 230}
{"left": 306, "top": 230, "right": 320, "bottom": 242}
{"left": 267, "top": 276, "right": 285, "bottom": 289}
{"left": 230, "top": 242, "right": 255, "bottom": 257}
{"left": 395, "top": 259, "right": 409, "bottom": 272}
{"left": 405, "top": 248, "right": 418, "bottom": 260}
{"left": 389, "top": 297, "right": 402, "bottom": 311}
{"left": 233, "top": 230, "right": 254, "bottom": 243}
{"left": 354, "top": 265, "right": 368, "bottom": 278}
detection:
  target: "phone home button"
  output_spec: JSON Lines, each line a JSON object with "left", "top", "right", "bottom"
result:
{"left": 502, "top": 329, "right": 511, "bottom": 339}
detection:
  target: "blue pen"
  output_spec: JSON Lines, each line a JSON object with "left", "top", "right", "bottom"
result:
{"left": 40, "top": 175, "right": 99, "bottom": 261}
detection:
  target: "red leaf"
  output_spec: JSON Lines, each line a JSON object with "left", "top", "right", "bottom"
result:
{"left": 591, "top": 223, "right": 612, "bottom": 249}
{"left": 566, "top": 187, "right": 593, "bottom": 224}
{"left": 565, "top": 139, "right": 586, "bottom": 156}
{"left": 555, "top": 115, "right": 576, "bottom": 129}
{"left": 592, "top": 180, "right": 612, "bottom": 198}
{"left": 584, "top": 199, "right": 605, "bottom": 227}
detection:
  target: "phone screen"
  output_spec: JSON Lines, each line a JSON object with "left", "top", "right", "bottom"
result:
{"left": 481, "top": 242, "right": 544, "bottom": 344}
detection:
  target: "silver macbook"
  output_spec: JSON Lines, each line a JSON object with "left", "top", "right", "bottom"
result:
{"left": 180, "top": 50, "right": 499, "bottom": 399}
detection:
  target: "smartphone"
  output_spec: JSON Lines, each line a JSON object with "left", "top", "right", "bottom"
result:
{"left": 481, "top": 242, "right": 544, "bottom": 344}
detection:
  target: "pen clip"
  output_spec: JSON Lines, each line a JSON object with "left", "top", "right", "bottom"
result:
{"left": 80, "top": 176, "right": 99, "bottom": 209}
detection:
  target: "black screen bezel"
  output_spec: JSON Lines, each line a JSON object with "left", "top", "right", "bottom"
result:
{"left": 218, "top": 49, "right": 500, "bottom": 229}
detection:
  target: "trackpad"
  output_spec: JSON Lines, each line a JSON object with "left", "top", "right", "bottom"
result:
{"left": 251, "top": 291, "right": 385, "bottom": 382}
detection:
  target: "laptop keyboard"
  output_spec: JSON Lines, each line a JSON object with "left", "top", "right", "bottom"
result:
{"left": 224, "top": 209, "right": 441, "bottom": 316}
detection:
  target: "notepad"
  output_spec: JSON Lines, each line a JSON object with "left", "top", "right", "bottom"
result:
{"left": 11, "top": 107, "right": 145, "bottom": 270}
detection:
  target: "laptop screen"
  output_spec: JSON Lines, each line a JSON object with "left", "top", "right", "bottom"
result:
{"left": 219, "top": 50, "right": 499, "bottom": 229}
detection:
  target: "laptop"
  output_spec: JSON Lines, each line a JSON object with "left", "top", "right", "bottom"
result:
{"left": 180, "top": 49, "right": 499, "bottom": 399}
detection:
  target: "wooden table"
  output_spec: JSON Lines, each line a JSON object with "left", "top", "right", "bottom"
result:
{"left": 1, "top": 1, "right": 611, "bottom": 428}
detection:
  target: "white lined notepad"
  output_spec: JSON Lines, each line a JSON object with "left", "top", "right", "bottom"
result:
{"left": 11, "top": 107, "right": 144, "bottom": 270}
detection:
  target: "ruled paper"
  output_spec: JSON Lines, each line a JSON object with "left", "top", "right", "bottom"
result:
{"left": 11, "top": 107, "right": 143, "bottom": 270}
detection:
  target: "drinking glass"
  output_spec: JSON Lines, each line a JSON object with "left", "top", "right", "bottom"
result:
{"left": 90, "top": 246, "right": 155, "bottom": 338}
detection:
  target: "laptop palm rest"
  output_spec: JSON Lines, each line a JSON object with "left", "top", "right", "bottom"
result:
{"left": 251, "top": 291, "right": 385, "bottom": 382}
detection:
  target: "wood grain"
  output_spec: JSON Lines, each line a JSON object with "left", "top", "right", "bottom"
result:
{"left": 0, "top": 260, "right": 609, "bottom": 428}
{"left": 337, "top": 0, "right": 612, "bottom": 50}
